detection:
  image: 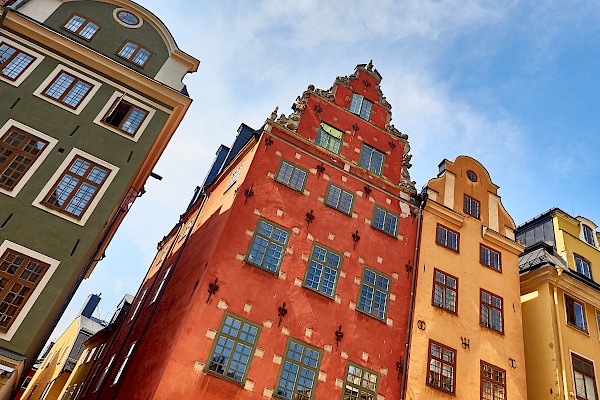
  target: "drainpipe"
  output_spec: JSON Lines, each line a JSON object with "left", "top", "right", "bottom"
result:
{"left": 0, "top": 6, "right": 11, "bottom": 29}
{"left": 552, "top": 269, "right": 569, "bottom": 400}
{"left": 400, "top": 191, "right": 426, "bottom": 400}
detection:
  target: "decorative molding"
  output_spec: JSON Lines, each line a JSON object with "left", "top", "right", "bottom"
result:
{"left": 400, "top": 142, "right": 416, "bottom": 193}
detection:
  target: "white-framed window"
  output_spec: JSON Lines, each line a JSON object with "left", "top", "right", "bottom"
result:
{"left": 0, "top": 38, "right": 43, "bottom": 87}
{"left": 32, "top": 148, "right": 119, "bottom": 226}
{"left": 150, "top": 266, "right": 172, "bottom": 304}
{"left": 129, "top": 289, "right": 146, "bottom": 323}
{"left": 571, "top": 352, "right": 598, "bottom": 400}
{"left": 62, "top": 14, "right": 101, "bottom": 40}
{"left": 349, "top": 93, "right": 373, "bottom": 121}
{"left": 33, "top": 65, "right": 101, "bottom": 115}
{"left": 94, "top": 92, "right": 155, "bottom": 142}
{"left": 583, "top": 225, "right": 597, "bottom": 247}
{"left": 575, "top": 255, "right": 592, "bottom": 280}
{"left": 225, "top": 164, "right": 243, "bottom": 192}
{"left": 93, "top": 354, "right": 115, "bottom": 393}
{"left": 111, "top": 341, "right": 136, "bottom": 386}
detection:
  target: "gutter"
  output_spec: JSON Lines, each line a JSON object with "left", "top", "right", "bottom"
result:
{"left": 400, "top": 190, "right": 426, "bottom": 399}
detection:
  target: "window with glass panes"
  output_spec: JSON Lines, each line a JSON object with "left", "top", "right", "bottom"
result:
{"left": 349, "top": 93, "right": 372, "bottom": 121}
{"left": 480, "top": 245, "right": 501, "bottom": 272}
{"left": 62, "top": 14, "right": 100, "bottom": 40}
{"left": 566, "top": 295, "right": 587, "bottom": 332}
{"left": 316, "top": 123, "right": 343, "bottom": 154}
{"left": 0, "top": 127, "right": 48, "bottom": 191}
{"left": 304, "top": 243, "right": 341, "bottom": 297}
{"left": 0, "top": 42, "right": 35, "bottom": 81}
{"left": 433, "top": 269, "right": 457, "bottom": 313}
{"left": 464, "top": 194, "right": 480, "bottom": 219}
{"left": 324, "top": 184, "right": 354, "bottom": 215}
{"left": 572, "top": 354, "right": 598, "bottom": 400}
{"left": 275, "top": 338, "right": 322, "bottom": 400}
{"left": 481, "top": 361, "right": 506, "bottom": 400}
{"left": 42, "top": 71, "right": 93, "bottom": 109}
{"left": 111, "top": 342, "right": 136, "bottom": 386}
{"left": 102, "top": 99, "right": 149, "bottom": 136}
{"left": 117, "top": 41, "right": 152, "bottom": 67}
{"left": 358, "top": 144, "right": 384, "bottom": 175}
{"left": 357, "top": 267, "right": 390, "bottom": 320}
{"left": 149, "top": 266, "right": 171, "bottom": 304}
{"left": 437, "top": 224, "right": 459, "bottom": 252}
{"left": 275, "top": 160, "right": 307, "bottom": 192}
{"left": 246, "top": 219, "right": 289, "bottom": 273}
{"left": 372, "top": 206, "right": 398, "bottom": 236}
{"left": 583, "top": 225, "right": 596, "bottom": 246}
{"left": 427, "top": 340, "right": 455, "bottom": 394}
{"left": 342, "top": 363, "right": 378, "bottom": 400}
{"left": 575, "top": 255, "right": 592, "bottom": 279}
{"left": 481, "top": 289, "right": 503, "bottom": 333}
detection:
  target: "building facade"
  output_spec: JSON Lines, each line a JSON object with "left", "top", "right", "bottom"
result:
{"left": 405, "top": 156, "right": 527, "bottom": 399}
{"left": 518, "top": 209, "right": 600, "bottom": 400}
{"left": 0, "top": 0, "right": 198, "bottom": 396}
{"left": 80, "top": 63, "right": 421, "bottom": 399}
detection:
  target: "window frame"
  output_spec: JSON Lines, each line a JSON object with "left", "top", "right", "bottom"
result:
{"left": 110, "top": 341, "right": 136, "bottom": 386}
{"left": 149, "top": 266, "right": 172, "bottom": 305}
{"left": 245, "top": 218, "right": 290, "bottom": 274}
{"left": 224, "top": 164, "right": 243, "bottom": 193}
{"left": 0, "top": 41, "right": 38, "bottom": 85}
{"left": 480, "top": 244, "right": 502, "bottom": 273}
{"left": 583, "top": 225, "right": 596, "bottom": 247}
{"left": 341, "top": 362, "right": 379, "bottom": 400}
{"left": 358, "top": 143, "right": 385, "bottom": 175}
{"left": 116, "top": 40, "right": 153, "bottom": 67}
{"left": 436, "top": 224, "right": 460, "bottom": 252}
{"left": 349, "top": 93, "right": 373, "bottom": 121}
{"left": 205, "top": 312, "right": 262, "bottom": 385}
{"left": 480, "top": 289, "right": 504, "bottom": 334}
{"left": 113, "top": 8, "right": 143, "bottom": 28}
{"left": 572, "top": 353, "right": 599, "bottom": 400}
{"left": 315, "top": 122, "right": 343, "bottom": 154}
{"left": 41, "top": 71, "right": 94, "bottom": 110}
{"left": 427, "top": 339, "right": 456, "bottom": 395}
{"left": 565, "top": 294, "right": 588, "bottom": 334}
{"left": 324, "top": 183, "right": 355, "bottom": 215}
{"left": 575, "top": 254, "right": 593, "bottom": 280}
{"left": 480, "top": 360, "right": 506, "bottom": 400}
{"left": 94, "top": 92, "right": 155, "bottom": 142}
{"left": 371, "top": 205, "right": 399, "bottom": 237}
{"left": 274, "top": 159, "right": 308, "bottom": 193}
{"left": 357, "top": 266, "right": 391, "bottom": 322}
{"left": 432, "top": 269, "right": 458, "bottom": 314}
{"left": 302, "top": 242, "right": 343, "bottom": 299}
{"left": 128, "top": 289, "right": 147, "bottom": 323}
{"left": 93, "top": 354, "right": 115, "bottom": 393}
{"left": 464, "top": 194, "right": 480, "bottom": 219}
{"left": 274, "top": 337, "right": 323, "bottom": 400}
{"left": 61, "top": 13, "right": 102, "bottom": 41}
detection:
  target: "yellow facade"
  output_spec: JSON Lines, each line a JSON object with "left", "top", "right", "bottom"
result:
{"left": 519, "top": 209, "right": 600, "bottom": 400}
{"left": 406, "top": 156, "right": 527, "bottom": 399}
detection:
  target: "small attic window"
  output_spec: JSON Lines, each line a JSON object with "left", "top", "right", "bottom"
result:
{"left": 466, "top": 170, "right": 477, "bottom": 182}
{"left": 113, "top": 9, "right": 143, "bottom": 28}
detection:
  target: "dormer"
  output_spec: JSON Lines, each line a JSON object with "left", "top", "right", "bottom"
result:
{"left": 576, "top": 216, "right": 599, "bottom": 248}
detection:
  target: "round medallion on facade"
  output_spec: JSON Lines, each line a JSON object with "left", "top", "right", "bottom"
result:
{"left": 466, "top": 170, "right": 477, "bottom": 182}
{"left": 113, "top": 9, "right": 143, "bottom": 28}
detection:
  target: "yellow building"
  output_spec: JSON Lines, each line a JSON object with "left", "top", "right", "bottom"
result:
{"left": 405, "top": 156, "right": 527, "bottom": 399}
{"left": 518, "top": 208, "right": 600, "bottom": 400}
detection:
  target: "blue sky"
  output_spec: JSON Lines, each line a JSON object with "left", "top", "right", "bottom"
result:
{"left": 49, "top": 0, "right": 600, "bottom": 341}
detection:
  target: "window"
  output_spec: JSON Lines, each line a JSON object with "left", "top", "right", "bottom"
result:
{"left": 372, "top": 206, "right": 398, "bottom": 236}
{"left": 432, "top": 269, "right": 457, "bottom": 313}
{"left": 575, "top": 255, "right": 592, "bottom": 279}
{"left": 566, "top": 295, "right": 587, "bottom": 332}
{"left": 85, "top": 347, "right": 96, "bottom": 363}
{"left": 304, "top": 243, "right": 342, "bottom": 298}
{"left": 62, "top": 14, "right": 101, "bottom": 40}
{"left": 437, "top": 224, "right": 459, "bottom": 252}
{"left": 225, "top": 164, "right": 242, "bottom": 192}
{"left": 316, "top": 123, "right": 343, "bottom": 154}
{"left": 342, "top": 363, "right": 378, "bottom": 400}
{"left": 357, "top": 267, "right": 390, "bottom": 321}
{"left": 102, "top": 98, "right": 149, "bottom": 136}
{"left": 324, "top": 184, "right": 354, "bottom": 215}
{"left": 206, "top": 313, "right": 261, "bottom": 384}
{"left": 481, "top": 361, "right": 506, "bottom": 400}
{"left": 116, "top": 10, "right": 139, "bottom": 26}
{"left": 583, "top": 225, "right": 596, "bottom": 246}
{"left": 0, "top": 249, "right": 49, "bottom": 331}
{"left": 467, "top": 170, "right": 478, "bottom": 182}
{"left": 43, "top": 156, "right": 111, "bottom": 219}
{"left": 464, "top": 194, "right": 480, "bottom": 219}
{"left": 481, "top": 289, "right": 503, "bottom": 333}
{"left": 21, "top": 376, "right": 31, "bottom": 389}
{"left": 480, "top": 245, "right": 501, "bottom": 272}
{"left": 246, "top": 219, "right": 289, "bottom": 273}
{"left": 349, "top": 93, "right": 372, "bottom": 121}
{"left": 275, "top": 160, "right": 307, "bottom": 192}
{"left": 573, "top": 354, "right": 598, "bottom": 400}
{"left": 0, "top": 42, "right": 35, "bottom": 81}
{"left": 129, "top": 289, "right": 146, "bottom": 322}
{"left": 42, "top": 71, "right": 93, "bottom": 109}
{"left": 275, "top": 338, "right": 322, "bottom": 400}
{"left": 116, "top": 41, "right": 152, "bottom": 67}
{"left": 111, "top": 341, "right": 136, "bottom": 386}
{"left": 149, "top": 266, "right": 171, "bottom": 304}
{"left": 427, "top": 340, "right": 456, "bottom": 394}
{"left": 93, "top": 354, "right": 115, "bottom": 393}
{"left": 0, "top": 127, "right": 48, "bottom": 191}
{"left": 358, "top": 144, "right": 384, "bottom": 175}
{"left": 95, "top": 343, "right": 105, "bottom": 361}
{"left": 79, "top": 349, "right": 88, "bottom": 365}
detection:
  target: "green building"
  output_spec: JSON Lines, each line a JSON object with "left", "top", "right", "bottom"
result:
{"left": 0, "top": 0, "right": 198, "bottom": 396}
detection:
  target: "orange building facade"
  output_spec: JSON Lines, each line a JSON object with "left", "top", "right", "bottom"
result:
{"left": 78, "top": 63, "right": 421, "bottom": 400}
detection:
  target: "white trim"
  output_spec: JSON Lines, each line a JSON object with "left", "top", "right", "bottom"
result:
{"left": 93, "top": 91, "right": 155, "bottom": 142}
{"left": 568, "top": 349, "right": 599, "bottom": 399}
{"left": 0, "top": 35, "right": 45, "bottom": 87}
{"left": 112, "top": 8, "right": 143, "bottom": 29}
{"left": 0, "top": 119, "right": 58, "bottom": 198}
{"left": 31, "top": 148, "right": 119, "bottom": 226}
{"left": 0, "top": 241, "right": 60, "bottom": 341}
{"left": 33, "top": 64, "right": 102, "bottom": 115}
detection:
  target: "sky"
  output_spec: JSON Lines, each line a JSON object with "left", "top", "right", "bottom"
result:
{"left": 48, "top": 0, "right": 600, "bottom": 344}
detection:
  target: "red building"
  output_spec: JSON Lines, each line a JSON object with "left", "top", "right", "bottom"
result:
{"left": 81, "top": 63, "right": 420, "bottom": 400}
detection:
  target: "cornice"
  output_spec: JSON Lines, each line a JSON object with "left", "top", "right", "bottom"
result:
{"left": 482, "top": 226, "right": 523, "bottom": 255}
{"left": 424, "top": 199, "right": 464, "bottom": 228}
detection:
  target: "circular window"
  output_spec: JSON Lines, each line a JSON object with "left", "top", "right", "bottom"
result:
{"left": 466, "top": 170, "right": 477, "bottom": 182}
{"left": 113, "top": 9, "right": 143, "bottom": 28}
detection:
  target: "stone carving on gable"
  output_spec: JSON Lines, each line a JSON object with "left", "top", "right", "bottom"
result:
{"left": 400, "top": 142, "right": 416, "bottom": 193}
{"left": 385, "top": 123, "right": 409, "bottom": 140}
{"left": 273, "top": 84, "right": 335, "bottom": 132}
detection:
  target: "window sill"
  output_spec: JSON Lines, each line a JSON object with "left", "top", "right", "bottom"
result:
{"left": 426, "top": 383, "right": 455, "bottom": 396}
{"left": 204, "top": 369, "right": 246, "bottom": 387}
{"left": 432, "top": 304, "right": 458, "bottom": 315}
{"left": 480, "top": 324, "right": 504, "bottom": 336}
{"left": 566, "top": 322, "right": 589, "bottom": 336}
{"left": 355, "top": 308, "right": 387, "bottom": 324}
{"left": 302, "top": 284, "right": 336, "bottom": 301}
{"left": 435, "top": 242, "right": 459, "bottom": 253}
{"left": 244, "top": 260, "right": 280, "bottom": 276}
{"left": 480, "top": 263, "right": 502, "bottom": 273}
{"left": 371, "top": 225, "right": 397, "bottom": 238}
